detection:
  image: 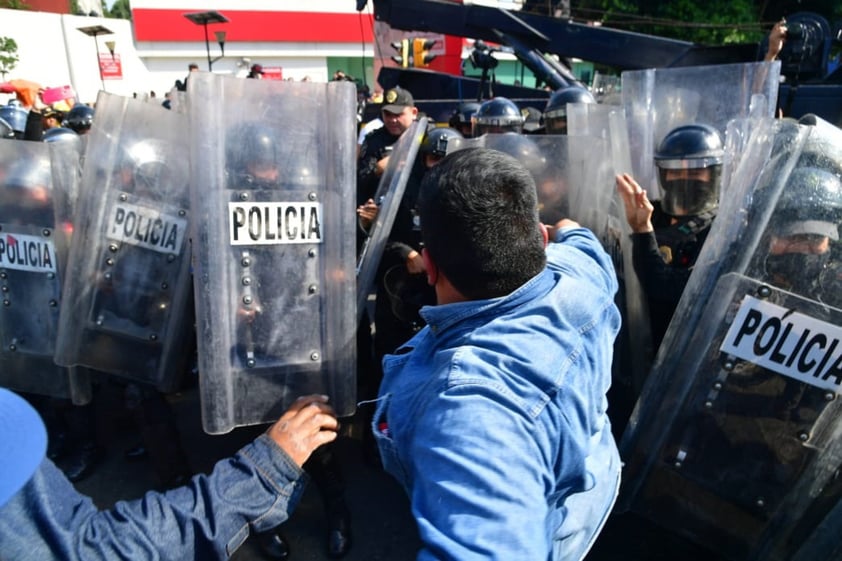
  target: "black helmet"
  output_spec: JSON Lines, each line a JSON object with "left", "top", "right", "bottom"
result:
{"left": 654, "top": 124, "right": 724, "bottom": 216}
{"left": 63, "top": 104, "right": 95, "bottom": 134}
{"left": 448, "top": 102, "right": 481, "bottom": 137}
{"left": 420, "top": 127, "right": 463, "bottom": 158}
{"left": 42, "top": 127, "right": 79, "bottom": 144}
{"left": 771, "top": 166, "right": 842, "bottom": 241}
{"left": 0, "top": 152, "right": 53, "bottom": 224}
{"left": 543, "top": 86, "right": 595, "bottom": 135}
{"left": 0, "top": 105, "right": 28, "bottom": 138}
{"left": 471, "top": 97, "right": 524, "bottom": 136}
{"left": 225, "top": 123, "right": 279, "bottom": 188}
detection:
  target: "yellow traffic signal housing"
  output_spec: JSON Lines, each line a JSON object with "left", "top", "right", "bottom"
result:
{"left": 412, "top": 37, "right": 437, "bottom": 68}
{"left": 391, "top": 38, "right": 411, "bottom": 68}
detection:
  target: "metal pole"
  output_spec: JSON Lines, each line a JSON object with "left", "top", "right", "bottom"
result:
{"left": 94, "top": 34, "right": 105, "bottom": 91}
{"left": 204, "top": 23, "right": 212, "bottom": 71}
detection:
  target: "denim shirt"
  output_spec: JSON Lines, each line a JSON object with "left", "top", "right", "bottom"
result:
{"left": 373, "top": 226, "right": 622, "bottom": 561}
{"left": 0, "top": 434, "right": 307, "bottom": 561}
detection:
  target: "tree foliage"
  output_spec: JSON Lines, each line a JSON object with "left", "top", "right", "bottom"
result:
{"left": 103, "top": 0, "right": 131, "bottom": 20}
{"left": 0, "top": 36, "right": 19, "bottom": 80}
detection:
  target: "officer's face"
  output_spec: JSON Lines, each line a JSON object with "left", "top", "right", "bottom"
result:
{"left": 248, "top": 161, "right": 279, "bottom": 183}
{"left": 769, "top": 234, "right": 830, "bottom": 255}
{"left": 382, "top": 107, "right": 417, "bottom": 136}
{"left": 664, "top": 168, "right": 711, "bottom": 182}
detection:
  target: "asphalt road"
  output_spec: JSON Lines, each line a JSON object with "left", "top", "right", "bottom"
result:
{"left": 68, "top": 380, "right": 725, "bottom": 561}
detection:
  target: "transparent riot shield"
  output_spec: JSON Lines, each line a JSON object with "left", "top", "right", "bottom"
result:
{"left": 188, "top": 73, "right": 357, "bottom": 434}
{"left": 568, "top": 103, "right": 655, "bottom": 428}
{"left": 55, "top": 92, "right": 193, "bottom": 394}
{"left": 356, "top": 117, "right": 427, "bottom": 324}
{"left": 620, "top": 116, "right": 842, "bottom": 560}
{"left": 622, "top": 61, "right": 780, "bottom": 200}
{"left": 0, "top": 139, "right": 90, "bottom": 403}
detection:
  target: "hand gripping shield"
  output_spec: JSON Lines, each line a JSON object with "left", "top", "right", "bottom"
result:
{"left": 188, "top": 74, "right": 357, "bottom": 434}
{"left": 55, "top": 92, "right": 193, "bottom": 393}
{"left": 0, "top": 139, "right": 90, "bottom": 403}
{"left": 622, "top": 61, "right": 780, "bottom": 201}
{"left": 619, "top": 116, "right": 842, "bottom": 561}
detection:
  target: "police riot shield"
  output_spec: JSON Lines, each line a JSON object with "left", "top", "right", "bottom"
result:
{"left": 188, "top": 73, "right": 357, "bottom": 434}
{"left": 622, "top": 61, "right": 780, "bottom": 200}
{"left": 619, "top": 116, "right": 842, "bottom": 560}
{"left": 0, "top": 139, "right": 90, "bottom": 403}
{"left": 356, "top": 117, "right": 427, "bottom": 324}
{"left": 568, "top": 103, "right": 655, "bottom": 424}
{"left": 55, "top": 92, "right": 193, "bottom": 394}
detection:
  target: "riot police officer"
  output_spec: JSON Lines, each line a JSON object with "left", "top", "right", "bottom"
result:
{"left": 0, "top": 103, "right": 28, "bottom": 139}
{"left": 227, "top": 122, "right": 353, "bottom": 560}
{"left": 543, "top": 85, "right": 595, "bottom": 135}
{"left": 616, "top": 123, "right": 724, "bottom": 351}
{"left": 63, "top": 104, "right": 94, "bottom": 135}
{"left": 471, "top": 97, "right": 525, "bottom": 136}
{"left": 357, "top": 87, "right": 418, "bottom": 206}
{"left": 419, "top": 126, "right": 463, "bottom": 169}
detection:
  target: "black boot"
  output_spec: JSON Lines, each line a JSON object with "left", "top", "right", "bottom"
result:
{"left": 306, "top": 445, "right": 352, "bottom": 558}
{"left": 63, "top": 442, "right": 103, "bottom": 483}
{"left": 256, "top": 529, "right": 290, "bottom": 560}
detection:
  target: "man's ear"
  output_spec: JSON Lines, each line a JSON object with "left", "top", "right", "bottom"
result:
{"left": 539, "top": 222, "right": 549, "bottom": 248}
{"left": 422, "top": 248, "right": 437, "bottom": 286}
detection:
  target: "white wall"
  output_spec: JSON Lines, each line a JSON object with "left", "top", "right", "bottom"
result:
{"left": 0, "top": 9, "right": 153, "bottom": 104}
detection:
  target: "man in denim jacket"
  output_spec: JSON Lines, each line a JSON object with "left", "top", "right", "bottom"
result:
{"left": 373, "top": 147, "right": 622, "bottom": 560}
{"left": 0, "top": 388, "right": 339, "bottom": 560}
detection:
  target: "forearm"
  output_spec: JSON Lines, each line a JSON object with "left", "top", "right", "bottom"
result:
{"left": 0, "top": 435, "right": 307, "bottom": 561}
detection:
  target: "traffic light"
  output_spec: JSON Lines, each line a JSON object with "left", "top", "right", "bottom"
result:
{"left": 412, "top": 37, "right": 437, "bottom": 68}
{"left": 391, "top": 38, "right": 411, "bottom": 68}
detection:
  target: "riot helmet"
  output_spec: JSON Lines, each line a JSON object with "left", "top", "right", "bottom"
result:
{"left": 0, "top": 117, "right": 13, "bottom": 139}
{"left": 471, "top": 97, "right": 525, "bottom": 136}
{"left": 0, "top": 153, "right": 53, "bottom": 224}
{"left": 42, "top": 127, "right": 79, "bottom": 144}
{"left": 448, "top": 101, "right": 481, "bottom": 137}
{"left": 0, "top": 105, "right": 28, "bottom": 139}
{"left": 63, "top": 104, "right": 94, "bottom": 134}
{"left": 225, "top": 122, "right": 280, "bottom": 188}
{"left": 543, "top": 86, "right": 595, "bottom": 135}
{"left": 654, "top": 124, "right": 724, "bottom": 217}
{"left": 420, "top": 127, "right": 463, "bottom": 168}
{"left": 764, "top": 166, "right": 842, "bottom": 291}
{"left": 118, "top": 139, "right": 185, "bottom": 199}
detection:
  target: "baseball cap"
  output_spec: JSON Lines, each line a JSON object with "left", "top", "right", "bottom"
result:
{"left": 250, "top": 64, "right": 264, "bottom": 75}
{"left": 0, "top": 388, "right": 47, "bottom": 508}
{"left": 778, "top": 219, "right": 839, "bottom": 241}
{"left": 382, "top": 87, "right": 414, "bottom": 113}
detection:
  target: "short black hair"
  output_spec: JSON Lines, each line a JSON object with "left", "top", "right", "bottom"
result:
{"left": 418, "top": 147, "right": 546, "bottom": 300}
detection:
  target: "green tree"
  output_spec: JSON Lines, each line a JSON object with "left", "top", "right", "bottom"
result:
{"left": 0, "top": 0, "right": 30, "bottom": 9}
{"left": 104, "top": 0, "right": 132, "bottom": 20}
{"left": 0, "top": 36, "right": 19, "bottom": 80}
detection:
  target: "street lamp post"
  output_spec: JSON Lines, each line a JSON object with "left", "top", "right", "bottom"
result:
{"left": 78, "top": 25, "right": 114, "bottom": 92}
{"left": 184, "top": 11, "right": 229, "bottom": 72}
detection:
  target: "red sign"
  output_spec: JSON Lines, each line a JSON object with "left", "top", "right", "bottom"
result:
{"left": 261, "top": 67, "right": 283, "bottom": 81}
{"left": 99, "top": 53, "right": 123, "bottom": 80}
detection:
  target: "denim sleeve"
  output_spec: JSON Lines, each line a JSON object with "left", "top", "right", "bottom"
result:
{"left": 550, "top": 226, "right": 618, "bottom": 295}
{"left": 0, "top": 434, "right": 307, "bottom": 561}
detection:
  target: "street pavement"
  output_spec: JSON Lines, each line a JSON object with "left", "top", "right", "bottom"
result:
{"left": 69, "top": 380, "right": 726, "bottom": 561}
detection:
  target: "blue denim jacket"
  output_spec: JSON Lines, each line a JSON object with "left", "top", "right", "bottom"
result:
{"left": 373, "top": 226, "right": 622, "bottom": 561}
{"left": 0, "top": 434, "right": 307, "bottom": 560}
